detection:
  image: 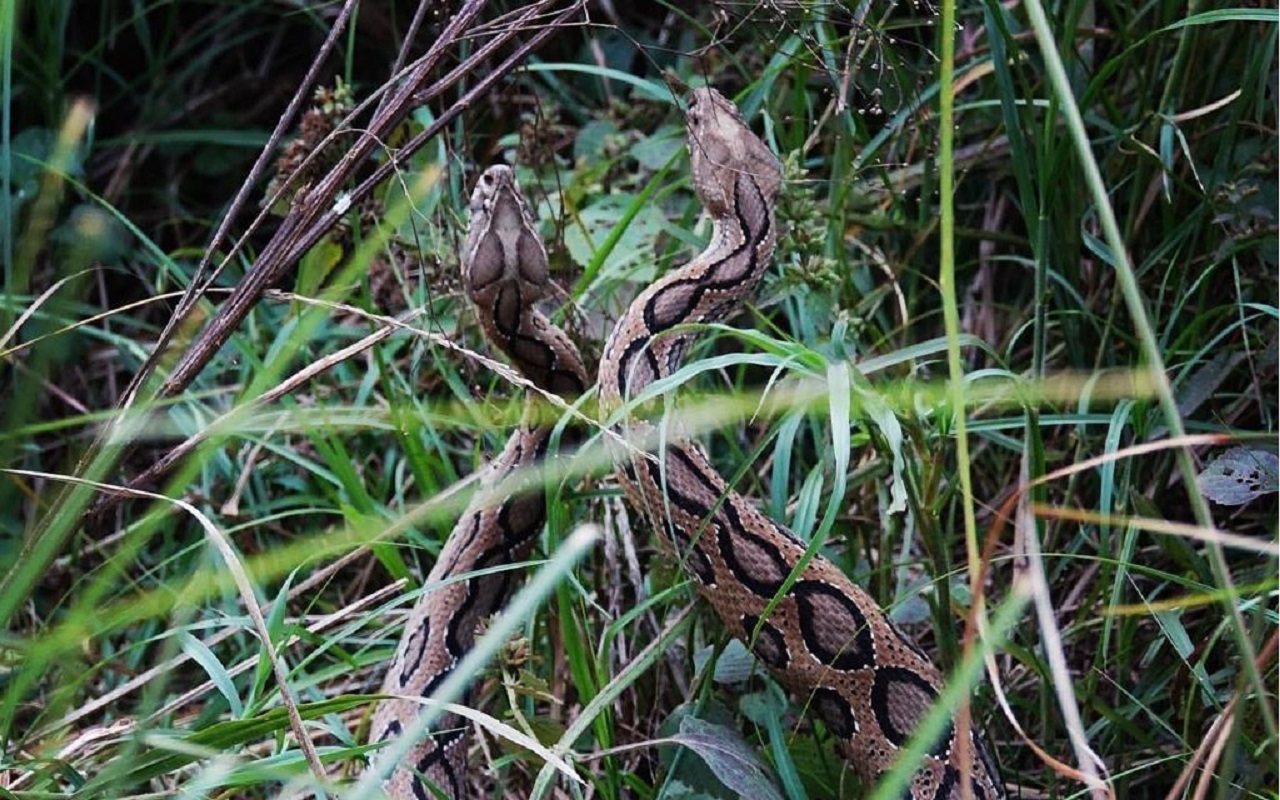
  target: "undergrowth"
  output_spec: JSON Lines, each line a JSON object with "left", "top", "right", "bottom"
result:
{"left": 2, "top": 2, "right": 1277, "bottom": 799}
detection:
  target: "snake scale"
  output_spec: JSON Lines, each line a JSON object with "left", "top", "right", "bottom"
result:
{"left": 372, "top": 88, "right": 1004, "bottom": 800}
{"left": 370, "top": 164, "right": 589, "bottom": 799}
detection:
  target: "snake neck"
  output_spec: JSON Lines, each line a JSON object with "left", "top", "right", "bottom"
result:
{"left": 470, "top": 283, "right": 589, "bottom": 398}
{"left": 372, "top": 167, "right": 590, "bottom": 800}
{"left": 599, "top": 171, "right": 776, "bottom": 415}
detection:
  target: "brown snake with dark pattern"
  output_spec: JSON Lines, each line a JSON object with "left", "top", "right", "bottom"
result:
{"left": 371, "top": 88, "right": 1004, "bottom": 800}
{"left": 369, "top": 163, "right": 589, "bottom": 799}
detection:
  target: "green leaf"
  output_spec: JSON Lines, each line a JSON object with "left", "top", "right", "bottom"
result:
{"left": 294, "top": 238, "right": 345, "bottom": 303}
{"left": 631, "top": 125, "right": 685, "bottom": 170}
{"left": 1160, "top": 8, "right": 1278, "bottom": 31}
{"left": 178, "top": 631, "right": 243, "bottom": 718}
{"left": 670, "top": 716, "right": 785, "bottom": 800}
{"left": 523, "top": 62, "right": 673, "bottom": 102}
{"left": 695, "top": 639, "right": 757, "bottom": 686}
{"left": 851, "top": 373, "right": 907, "bottom": 514}
{"left": 739, "top": 687, "right": 808, "bottom": 800}
{"left": 563, "top": 195, "right": 666, "bottom": 279}
{"left": 574, "top": 119, "right": 619, "bottom": 163}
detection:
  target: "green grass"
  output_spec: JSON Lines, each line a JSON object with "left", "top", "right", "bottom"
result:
{"left": 2, "top": 1, "right": 1277, "bottom": 799}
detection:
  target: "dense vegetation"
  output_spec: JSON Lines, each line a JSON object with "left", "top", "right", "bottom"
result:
{"left": 3, "top": 1, "right": 1276, "bottom": 798}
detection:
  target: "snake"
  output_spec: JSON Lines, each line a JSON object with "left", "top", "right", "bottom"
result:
{"left": 369, "top": 163, "right": 589, "bottom": 799}
{"left": 371, "top": 88, "right": 1005, "bottom": 800}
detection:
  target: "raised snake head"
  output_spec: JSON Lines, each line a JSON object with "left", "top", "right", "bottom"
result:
{"left": 685, "top": 87, "right": 782, "bottom": 217}
{"left": 462, "top": 164, "right": 550, "bottom": 306}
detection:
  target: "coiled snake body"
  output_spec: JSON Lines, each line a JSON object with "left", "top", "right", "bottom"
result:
{"left": 373, "top": 89, "right": 1003, "bottom": 800}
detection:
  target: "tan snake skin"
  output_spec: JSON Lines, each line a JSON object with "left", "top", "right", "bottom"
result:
{"left": 372, "top": 89, "right": 1004, "bottom": 800}
{"left": 598, "top": 88, "right": 1003, "bottom": 800}
{"left": 370, "top": 165, "right": 588, "bottom": 799}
